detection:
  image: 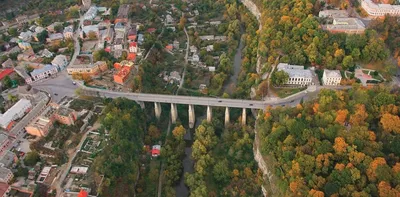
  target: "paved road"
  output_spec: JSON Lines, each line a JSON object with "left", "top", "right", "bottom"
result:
{"left": 32, "top": 74, "right": 351, "bottom": 110}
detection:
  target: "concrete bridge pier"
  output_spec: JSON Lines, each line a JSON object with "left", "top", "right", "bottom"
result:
{"left": 171, "top": 103, "right": 178, "bottom": 124}
{"left": 242, "top": 108, "right": 246, "bottom": 126}
{"left": 154, "top": 102, "right": 162, "bottom": 119}
{"left": 207, "top": 106, "right": 212, "bottom": 123}
{"left": 189, "top": 105, "right": 195, "bottom": 129}
{"left": 138, "top": 101, "right": 145, "bottom": 109}
{"left": 225, "top": 107, "right": 230, "bottom": 127}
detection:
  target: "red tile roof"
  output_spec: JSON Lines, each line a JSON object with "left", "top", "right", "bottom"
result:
{"left": 165, "top": 45, "right": 173, "bottom": 51}
{"left": 0, "top": 182, "right": 9, "bottom": 196}
{"left": 129, "top": 42, "right": 137, "bottom": 47}
{"left": 78, "top": 189, "right": 88, "bottom": 197}
{"left": 127, "top": 53, "right": 136, "bottom": 61}
{"left": 0, "top": 69, "right": 14, "bottom": 80}
{"left": 147, "top": 28, "right": 156, "bottom": 33}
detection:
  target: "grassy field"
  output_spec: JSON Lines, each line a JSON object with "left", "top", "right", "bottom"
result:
{"left": 271, "top": 86, "right": 307, "bottom": 98}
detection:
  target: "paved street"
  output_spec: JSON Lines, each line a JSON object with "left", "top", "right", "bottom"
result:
{"left": 32, "top": 73, "right": 351, "bottom": 110}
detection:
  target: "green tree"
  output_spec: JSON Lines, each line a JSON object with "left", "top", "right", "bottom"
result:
{"left": 342, "top": 55, "right": 354, "bottom": 70}
{"left": 271, "top": 70, "right": 289, "bottom": 86}
{"left": 24, "top": 151, "right": 40, "bottom": 166}
{"left": 8, "top": 28, "right": 18, "bottom": 37}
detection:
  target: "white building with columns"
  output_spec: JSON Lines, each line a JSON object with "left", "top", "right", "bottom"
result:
{"left": 361, "top": 0, "right": 400, "bottom": 17}
{"left": 276, "top": 63, "right": 314, "bottom": 86}
{"left": 322, "top": 69, "right": 342, "bottom": 86}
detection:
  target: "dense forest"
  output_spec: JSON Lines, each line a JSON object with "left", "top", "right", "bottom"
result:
{"left": 257, "top": 0, "right": 390, "bottom": 71}
{"left": 257, "top": 86, "right": 400, "bottom": 196}
{"left": 93, "top": 98, "right": 146, "bottom": 196}
{"left": 185, "top": 122, "right": 263, "bottom": 196}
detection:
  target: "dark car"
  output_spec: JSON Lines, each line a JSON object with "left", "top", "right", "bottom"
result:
{"left": 54, "top": 93, "right": 58, "bottom": 96}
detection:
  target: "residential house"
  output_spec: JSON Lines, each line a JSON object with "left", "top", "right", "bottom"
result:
{"left": 84, "top": 6, "right": 98, "bottom": 20}
{"left": 199, "top": 35, "right": 214, "bottom": 41}
{"left": 206, "top": 45, "right": 214, "bottom": 52}
{"left": 0, "top": 167, "right": 13, "bottom": 183}
{"left": 70, "top": 167, "right": 88, "bottom": 174}
{"left": 18, "top": 42, "right": 31, "bottom": 50}
{"left": 0, "top": 182, "right": 10, "bottom": 197}
{"left": 67, "top": 61, "right": 107, "bottom": 75}
{"left": 0, "top": 69, "right": 14, "bottom": 81}
{"left": 326, "top": 18, "right": 365, "bottom": 34}
{"left": 26, "top": 104, "right": 77, "bottom": 137}
{"left": 114, "top": 22, "right": 126, "bottom": 34}
{"left": 0, "top": 151, "right": 17, "bottom": 168}
{"left": 63, "top": 25, "right": 74, "bottom": 39}
{"left": 114, "top": 66, "right": 131, "bottom": 84}
{"left": 113, "top": 60, "right": 134, "bottom": 69}
{"left": 82, "top": 0, "right": 91, "bottom": 10}
{"left": 39, "top": 49, "right": 53, "bottom": 58}
{"left": 165, "top": 44, "right": 173, "bottom": 51}
{"left": 25, "top": 105, "right": 56, "bottom": 137}
{"left": 51, "top": 55, "right": 68, "bottom": 70}
{"left": 53, "top": 106, "right": 77, "bottom": 125}
{"left": 128, "top": 27, "right": 137, "bottom": 41}
{"left": 215, "top": 36, "right": 227, "bottom": 41}
{"left": 137, "top": 34, "right": 144, "bottom": 45}
{"left": 47, "top": 22, "right": 63, "bottom": 33}
{"left": 1, "top": 59, "right": 14, "bottom": 68}
{"left": 152, "top": 145, "right": 161, "bottom": 157}
{"left": 190, "top": 45, "right": 197, "bottom": 53}
{"left": 115, "top": 4, "right": 130, "bottom": 23}
{"left": 15, "top": 15, "right": 28, "bottom": 23}
{"left": 166, "top": 15, "right": 174, "bottom": 24}
{"left": 35, "top": 26, "right": 45, "bottom": 34}
{"left": 81, "top": 25, "right": 99, "bottom": 39}
{"left": 30, "top": 64, "right": 58, "bottom": 81}
{"left": 173, "top": 40, "right": 179, "bottom": 49}
{"left": 14, "top": 66, "right": 33, "bottom": 84}
{"left": 0, "top": 99, "right": 32, "bottom": 131}
{"left": 147, "top": 28, "right": 156, "bottom": 34}
{"left": 276, "top": 63, "right": 314, "bottom": 86}
{"left": 99, "top": 26, "right": 113, "bottom": 45}
{"left": 191, "top": 55, "right": 200, "bottom": 62}
{"left": 47, "top": 33, "right": 64, "bottom": 43}
{"left": 322, "top": 69, "right": 342, "bottom": 86}
{"left": 129, "top": 42, "right": 137, "bottom": 53}
{"left": 361, "top": 0, "right": 400, "bottom": 16}
{"left": 19, "top": 31, "right": 32, "bottom": 42}
{"left": 127, "top": 53, "right": 136, "bottom": 61}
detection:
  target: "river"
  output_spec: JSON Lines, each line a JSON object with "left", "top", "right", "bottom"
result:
{"left": 222, "top": 26, "right": 245, "bottom": 95}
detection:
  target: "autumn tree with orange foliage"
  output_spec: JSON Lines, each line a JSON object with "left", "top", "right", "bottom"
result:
{"left": 349, "top": 104, "right": 368, "bottom": 126}
{"left": 380, "top": 113, "right": 400, "bottom": 134}
{"left": 335, "top": 109, "right": 348, "bottom": 125}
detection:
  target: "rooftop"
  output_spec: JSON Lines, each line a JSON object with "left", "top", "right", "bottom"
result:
{"left": 117, "top": 4, "right": 130, "bottom": 19}
{"left": 0, "top": 134, "right": 8, "bottom": 145}
{"left": 0, "top": 69, "right": 14, "bottom": 80}
{"left": 363, "top": 0, "right": 400, "bottom": 10}
{"left": 0, "top": 167, "right": 11, "bottom": 179}
{"left": 324, "top": 69, "right": 341, "bottom": 78}
{"left": 318, "top": 10, "right": 349, "bottom": 18}
{"left": 277, "top": 63, "right": 313, "bottom": 79}
{"left": 30, "top": 64, "right": 57, "bottom": 76}
{"left": 57, "top": 106, "right": 74, "bottom": 116}
{"left": 0, "top": 182, "right": 9, "bottom": 196}
{"left": 0, "top": 99, "right": 31, "bottom": 127}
